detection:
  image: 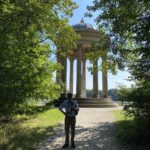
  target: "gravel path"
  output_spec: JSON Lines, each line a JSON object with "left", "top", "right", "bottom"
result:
{"left": 37, "top": 107, "right": 123, "bottom": 150}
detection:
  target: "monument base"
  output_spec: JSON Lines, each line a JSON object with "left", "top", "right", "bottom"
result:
{"left": 75, "top": 98, "right": 119, "bottom": 108}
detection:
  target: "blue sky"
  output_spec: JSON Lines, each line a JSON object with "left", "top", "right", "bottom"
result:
{"left": 66, "top": 0, "right": 135, "bottom": 93}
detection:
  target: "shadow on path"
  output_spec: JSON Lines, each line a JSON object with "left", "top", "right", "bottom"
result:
{"left": 37, "top": 122, "right": 121, "bottom": 150}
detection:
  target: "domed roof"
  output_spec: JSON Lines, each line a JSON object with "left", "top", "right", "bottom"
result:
{"left": 73, "top": 18, "right": 96, "bottom": 32}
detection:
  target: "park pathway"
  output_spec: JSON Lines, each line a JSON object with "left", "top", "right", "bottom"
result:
{"left": 37, "top": 107, "right": 123, "bottom": 150}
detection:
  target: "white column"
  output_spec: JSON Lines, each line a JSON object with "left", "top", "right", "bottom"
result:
{"left": 56, "top": 53, "right": 61, "bottom": 83}
{"left": 81, "top": 59, "right": 86, "bottom": 98}
{"left": 76, "top": 45, "right": 82, "bottom": 98}
{"left": 102, "top": 51, "right": 108, "bottom": 98}
{"left": 93, "top": 60, "right": 99, "bottom": 98}
{"left": 102, "top": 71, "right": 108, "bottom": 98}
{"left": 69, "top": 58, "right": 74, "bottom": 94}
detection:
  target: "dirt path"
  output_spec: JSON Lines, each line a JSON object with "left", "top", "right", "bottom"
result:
{"left": 37, "top": 107, "right": 122, "bottom": 150}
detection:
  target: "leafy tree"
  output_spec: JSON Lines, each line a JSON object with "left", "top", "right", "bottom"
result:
{"left": 116, "top": 84, "right": 133, "bottom": 105}
{"left": 86, "top": 0, "right": 150, "bottom": 81}
{"left": 87, "top": 1, "right": 150, "bottom": 145}
{"left": 0, "top": 0, "right": 78, "bottom": 118}
{"left": 116, "top": 83, "right": 150, "bottom": 145}
{"left": 84, "top": 30, "right": 116, "bottom": 79}
{"left": 108, "top": 89, "right": 118, "bottom": 101}
{"left": 86, "top": 89, "right": 93, "bottom": 97}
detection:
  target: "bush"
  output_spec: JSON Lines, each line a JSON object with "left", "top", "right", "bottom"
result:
{"left": 114, "top": 110, "right": 150, "bottom": 150}
{"left": 116, "top": 83, "right": 150, "bottom": 147}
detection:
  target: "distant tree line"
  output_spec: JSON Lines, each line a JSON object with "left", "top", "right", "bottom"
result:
{"left": 86, "top": 89, "right": 118, "bottom": 101}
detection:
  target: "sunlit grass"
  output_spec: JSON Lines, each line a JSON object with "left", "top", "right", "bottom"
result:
{"left": 22, "top": 108, "right": 64, "bottom": 128}
{"left": 0, "top": 108, "right": 64, "bottom": 150}
{"left": 113, "top": 110, "right": 133, "bottom": 121}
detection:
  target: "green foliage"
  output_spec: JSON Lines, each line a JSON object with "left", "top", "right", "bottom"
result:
{"left": 86, "top": 89, "right": 102, "bottom": 97}
{"left": 0, "top": 0, "right": 78, "bottom": 118}
{"left": 87, "top": 0, "right": 150, "bottom": 81}
{"left": 116, "top": 82, "right": 150, "bottom": 120}
{"left": 108, "top": 89, "right": 118, "bottom": 101}
{"left": 84, "top": 30, "right": 113, "bottom": 74}
{"left": 55, "top": 25, "right": 79, "bottom": 53}
{"left": 86, "top": 88, "right": 118, "bottom": 100}
{"left": 0, "top": 108, "right": 63, "bottom": 150}
{"left": 84, "top": 30, "right": 120, "bottom": 75}
{"left": 114, "top": 110, "right": 150, "bottom": 150}
{"left": 116, "top": 84, "right": 133, "bottom": 102}
{"left": 125, "top": 84, "right": 150, "bottom": 120}
{"left": 114, "top": 83, "right": 150, "bottom": 148}
{"left": 114, "top": 110, "right": 141, "bottom": 145}
{"left": 116, "top": 82, "right": 150, "bottom": 121}
{"left": 87, "top": 2, "right": 150, "bottom": 145}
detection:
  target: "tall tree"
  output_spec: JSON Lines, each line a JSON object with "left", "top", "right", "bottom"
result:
{"left": 0, "top": 0, "right": 78, "bottom": 116}
{"left": 86, "top": 1, "right": 150, "bottom": 145}
{"left": 87, "top": 0, "right": 150, "bottom": 82}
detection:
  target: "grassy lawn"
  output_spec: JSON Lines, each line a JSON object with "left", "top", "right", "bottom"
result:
{"left": 113, "top": 110, "right": 134, "bottom": 143}
{"left": 0, "top": 107, "right": 64, "bottom": 150}
{"left": 113, "top": 110, "right": 150, "bottom": 150}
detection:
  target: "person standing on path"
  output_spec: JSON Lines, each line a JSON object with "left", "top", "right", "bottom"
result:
{"left": 59, "top": 93, "right": 79, "bottom": 148}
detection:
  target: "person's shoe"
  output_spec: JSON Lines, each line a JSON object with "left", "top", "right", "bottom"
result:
{"left": 62, "top": 143, "right": 69, "bottom": 148}
{"left": 71, "top": 142, "right": 76, "bottom": 148}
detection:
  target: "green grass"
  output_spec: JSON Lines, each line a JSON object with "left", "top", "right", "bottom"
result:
{"left": 0, "top": 107, "right": 64, "bottom": 150}
{"left": 113, "top": 109, "right": 134, "bottom": 121}
{"left": 113, "top": 110, "right": 135, "bottom": 143}
{"left": 113, "top": 110, "right": 150, "bottom": 150}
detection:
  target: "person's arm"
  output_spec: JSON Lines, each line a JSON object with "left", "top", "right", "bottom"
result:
{"left": 59, "top": 108, "right": 66, "bottom": 115}
{"left": 59, "top": 101, "right": 66, "bottom": 116}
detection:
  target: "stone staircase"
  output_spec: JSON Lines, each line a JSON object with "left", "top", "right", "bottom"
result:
{"left": 76, "top": 98, "right": 119, "bottom": 108}
{"left": 54, "top": 97, "right": 119, "bottom": 108}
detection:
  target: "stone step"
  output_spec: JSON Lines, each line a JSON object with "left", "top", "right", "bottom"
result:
{"left": 77, "top": 100, "right": 113, "bottom": 104}
{"left": 78, "top": 103, "right": 118, "bottom": 108}
{"left": 53, "top": 98, "right": 119, "bottom": 108}
{"left": 75, "top": 98, "right": 111, "bottom": 101}
{"left": 76, "top": 98, "right": 119, "bottom": 108}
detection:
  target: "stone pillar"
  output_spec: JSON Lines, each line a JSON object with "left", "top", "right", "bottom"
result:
{"left": 93, "top": 60, "right": 99, "bottom": 98}
{"left": 102, "top": 51, "right": 108, "bottom": 98}
{"left": 81, "top": 59, "right": 86, "bottom": 98}
{"left": 76, "top": 45, "right": 82, "bottom": 98}
{"left": 69, "top": 58, "right": 74, "bottom": 94}
{"left": 61, "top": 56, "right": 67, "bottom": 97}
{"left": 102, "top": 71, "right": 108, "bottom": 98}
